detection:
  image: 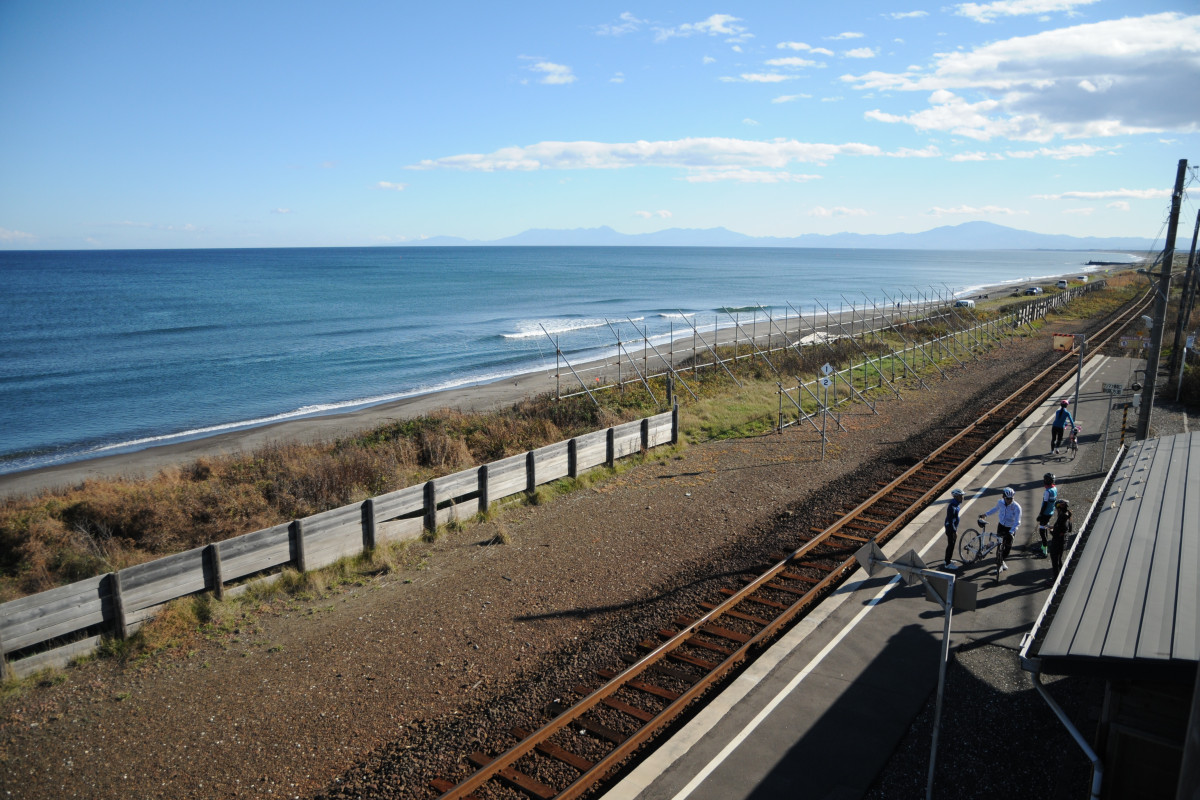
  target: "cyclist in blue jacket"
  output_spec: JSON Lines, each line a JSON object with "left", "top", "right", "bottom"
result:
{"left": 1036, "top": 472, "right": 1057, "bottom": 557}
{"left": 1050, "top": 399, "right": 1074, "bottom": 454}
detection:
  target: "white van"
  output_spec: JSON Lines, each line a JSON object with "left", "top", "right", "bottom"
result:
{"left": 1056, "top": 279, "right": 1069, "bottom": 289}
{"left": 954, "top": 299, "right": 975, "bottom": 308}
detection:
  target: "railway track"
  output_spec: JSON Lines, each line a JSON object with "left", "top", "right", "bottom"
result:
{"left": 431, "top": 292, "right": 1152, "bottom": 800}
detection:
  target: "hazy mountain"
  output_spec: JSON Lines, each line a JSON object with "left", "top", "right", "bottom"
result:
{"left": 402, "top": 221, "right": 1156, "bottom": 251}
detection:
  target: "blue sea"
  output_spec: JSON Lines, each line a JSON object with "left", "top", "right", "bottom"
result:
{"left": 0, "top": 246, "right": 1137, "bottom": 475}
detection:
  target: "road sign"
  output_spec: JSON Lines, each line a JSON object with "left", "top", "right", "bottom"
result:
{"left": 1103, "top": 382, "right": 1124, "bottom": 394}
{"left": 854, "top": 541, "right": 887, "bottom": 577}
{"left": 819, "top": 376, "right": 833, "bottom": 388}
{"left": 821, "top": 362, "right": 834, "bottom": 376}
{"left": 1052, "top": 333, "right": 1074, "bottom": 352}
{"left": 925, "top": 575, "right": 978, "bottom": 611}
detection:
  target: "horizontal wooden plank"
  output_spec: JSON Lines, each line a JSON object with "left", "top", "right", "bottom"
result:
{"left": 435, "top": 469, "right": 478, "bottom": 503}
{"left": 4, "top": 605, "right": 108, "bottom": 653}
{"left": 0, "top": 574, "right": 106, "bottom": 620}
{"left": 301, "top": 503, "right": 363, "bottom": 536}
{"left": 219, "top": 522, "right": 292, "bottom": 582}
{"left": 487, "top": 454, "right": 528, "bottom": 500}
{"left": 377, "top": 516, "right": 423, "bottom": 544}
{"left": 532, "top": 441, "right": 569, "bottom": 486}
{"left": 304, "top": 535, "right": 365, "bottom": 571}
{"left": 121, "top": 547, "right": 207, "bottom": 610}
{"left": 10, "top": 635, "right": 105, "bottom": 679}
{"left": 435, "top": 504, "right": 468, "bottom": 527}
{"left": 1, "top": 576, "right": 109, "bottom": 653}
{"left": 372, "top": 484, "right": 425, "bottom": 521}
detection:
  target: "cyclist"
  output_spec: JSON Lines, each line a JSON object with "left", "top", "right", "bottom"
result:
{"left": 1036, "top": 472, "right": 1057, "bottom": 558}
{"left": 1049, "top": 498, "right": 1073, "bottom": 577}
{"left": 943, "top": 488, "right": 964, "bottom": 569}
{"left": 979, "top": 487, "right": 1022, "bottom": 574}
{"left": 1051, "top": 399, "right": 1075, "bottom": 455}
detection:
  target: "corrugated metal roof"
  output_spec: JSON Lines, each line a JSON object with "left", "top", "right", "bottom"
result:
{"left": 1035, "top": 432, "right": 1199, "bottom": 676}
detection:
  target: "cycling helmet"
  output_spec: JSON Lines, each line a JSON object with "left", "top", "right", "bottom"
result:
{"left": 951, "top": 488, "right": 964, "bottom": 497}
{"left": 1060, "top": 398, "right": 1070, "bottom": 406}
{"left": 1056, "top": 498, "right": 1070, "bottom": 508}
{"left": 1043, "top": 472, "right": 1055, "bottom": 485}
{"left": 1002, "top": 487, "right": 1015, "bottom": 499}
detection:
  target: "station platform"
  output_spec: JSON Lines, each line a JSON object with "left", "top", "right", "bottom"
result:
{"left": 604, "top": 354, "right": 1139, "bottom": 800}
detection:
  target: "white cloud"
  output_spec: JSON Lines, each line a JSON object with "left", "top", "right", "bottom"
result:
{"left": 843, "top": 48, "right": 877, "bottom": 59}
{"left": 723, "top": 73, "right": 796, "bottom": 83}
{"left": 772, "top": 93, "right": 813, "bottom": 103}
{"left": 376, "top": 181, "right": 407, "bottom": 191}
{"left": 766, "top": 57, "right": 818, "bottom": 68}
{"left": 656, "top": 14, "right": 750, "bottom": 42}
{"left": 887, "top": 11, "right": 929, "bottom": 19}
{"left": 779, "top": 42, "right": 834, "bottom": 55}
{"left": 528, "top": 61, "right": 577, "bottom": 85}
{"left": 271, "top": 208, "right": 292, "bottom": 213}
{"left": 1003, "top": 144, "right": 1116, "bottom": 159}
{"left": 926, "top": 205, "right": 1027, "bottom": 215}
{"left": 809, "top": 206, "right": 869, "bottom": 216}
{"left": 597, "top": 12, "right": 645, "bottom": 36}
{"left": 1032, "top": 188, "right": 1171, "bottom": 200}
{"left": 1063, "top": 207, "right": 1095, "bottom": 215}
{"left": 845, "top": 13, "right": 1200, "bottom": 140}
{"left": 828, "top": 32, "right": 865, "bottom": 40}
{"left": 744, "top": 118, "right": 760, "bottom": 126}
{"left": 955, "top": 0, "right": 1099, "bottom": 23}
{"left": 684, "top": 169, "right": 823, "bottom": 183}
{"left": 1107, "top": 201, "right": 1130, "bottom": 211}
{"left": 411, "top": 137, "right": 884, "bottom": 173}
{"left": 635, "top": 209, "right": 674, "bottom": 218}
{"left": 0, "top": 226, "right": 35, "bottom": 242}
{"left": 949, "top": 151, "right": 1005, "bottom": 161}
{"left": 887, "top": 145, "right": 941, "bottom": 157}
{"left": 703, "top": 55, "right": 716, "bottom": 64}
{"left": 821, "top": 96, "right": 844, "bottom": 102}
{"left": 109, "top": 221, "right": 202, "bottom": 231}
{"left": 611, "top": 72, "right": 626, "bottom": 83}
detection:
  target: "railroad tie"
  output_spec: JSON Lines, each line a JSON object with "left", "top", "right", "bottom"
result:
{"left": 546, "top": 702, "right": 629, "bottom": 744}
{"left": 597, "top": 668, "right": 682, "bottom": 701}
{"left": 429, "top": 777, "right": 484, "bottom": 799}
{"left": 572, "top": 687, "right": 656, "bottom": 723}
{"left": 511, "top": 727, "right": 595, "bottom": 772}
{"left": 700, "top": 601, "right": 772, "bottom": 626}
{"left": 466, "top": 751, "right": 556, "bottom": 800}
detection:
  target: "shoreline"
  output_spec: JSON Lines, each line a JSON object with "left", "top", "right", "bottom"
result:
{"left": 0, "top": 267, "right": 1129, "bottom": 499}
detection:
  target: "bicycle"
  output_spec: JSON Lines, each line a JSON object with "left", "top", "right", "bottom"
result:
{"left": 958, "top": 517, "right": 1004, "bottom": 571}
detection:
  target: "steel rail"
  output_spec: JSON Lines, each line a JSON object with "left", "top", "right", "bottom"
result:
{"left": 433, "top": 289, "right": 1152, "bottom": 800}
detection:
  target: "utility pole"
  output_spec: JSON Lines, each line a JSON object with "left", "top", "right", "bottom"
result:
{"left": 1137, "top": 159, "right": 1188, "bottom": 440}
{"left": 1167, "top": 208, "right": 1200, "bottom": 387}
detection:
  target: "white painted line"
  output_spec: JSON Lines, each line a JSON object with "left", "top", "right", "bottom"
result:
{"left": 667, "top": 575, "right": 904, "bottom": 800}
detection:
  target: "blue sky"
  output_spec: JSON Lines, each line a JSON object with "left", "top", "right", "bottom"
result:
{"left": 1, "top": 1, "right": 1197, "bottom": 250}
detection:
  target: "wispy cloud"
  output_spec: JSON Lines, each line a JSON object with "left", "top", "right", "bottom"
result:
{"left": 772, "top": 93, "right": 813, "bottom": 103}
{"left": 0, "top": 226, "right": 35, "bottom": 242}
{"left": 1107, "top": 201, "right": 1130, "bottom": 211}
{"left": 954, "top": 0, "right": 1099, "bottom": 23}
{"left": 1032, "top": 188, "right": 1171, "bottom": 200}
{"left": 721, "top": 73, "right": 797, "bottom": 83}
{"left": 827, "top": 32, "right": 864, "bottom": 40}
{"left": 809, "top": 206, "right": 869, "bottom": 216}
{"left": 949, "top": 151, "right": 1005, "bottom": 161}
{"left": 1063, "top": 207, "right": 1095, "bottom": 215}
{"left": 655, "top": 14, "right": 750, "bottom": 43}
{"left": 108, "top": 221, "right": 202, "bottom": 231}
{"left": 886, "top": 10, "right": 929, "bottom": 19}
{"left": 766, "top": 57, "right": 818, "bottom": 68}
{"left": 684, "top": 169, "right": 823, "bottom": 183}
{"left": 843, "top": 47, "right": 877, "bottom": 58}
{"left": 635, "top": 209, "right": 673, "bottom": 218}
{"left": 527, "top": 61, "right": 577, "bottom": 85}
{"left": 271, "top": 208, "right": 292, "bottom": 214}
{"left": 597, "top": 12, "right": 645, "bottom": 36}
{"left": 847, "top": 13, "right": 1200, "bottom": 140}
{"left": 1004, "top": 144, "right": 1117, "bottom": 159}
{"left": 377, "top": 181, "right": 407, "bottom": 191}
{"left": 926, "top": 205, "right": 1027, "bottom": 215}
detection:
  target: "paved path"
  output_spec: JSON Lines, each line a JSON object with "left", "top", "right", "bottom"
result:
{"left": 605, "top": 354, "right": 1138, "bottom": 800}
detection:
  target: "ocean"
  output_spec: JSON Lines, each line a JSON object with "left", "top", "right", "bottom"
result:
{"left": 0, "top": 246, "right": 1136, "bottom": 475}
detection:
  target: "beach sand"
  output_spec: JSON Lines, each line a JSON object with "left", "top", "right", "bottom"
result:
{"left": 0, "top": 269, "right": 1125, "bottom": 499}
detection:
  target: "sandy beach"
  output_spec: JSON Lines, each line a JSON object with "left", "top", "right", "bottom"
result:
{"left": 0, "top": 267, "right": 1127, "bottom": 500}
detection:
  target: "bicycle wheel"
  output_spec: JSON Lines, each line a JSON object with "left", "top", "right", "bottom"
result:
{"left": 958, "top": 529, "right": 984, "bottom": 563}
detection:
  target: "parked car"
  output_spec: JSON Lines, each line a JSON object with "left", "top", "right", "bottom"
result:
{"left": 1056, "top": 279, "right": 1069, "bottom": 289}
{"left": 1024, "top": 286, "right": 1043, "bottom": 295}
{"left": 1076, "top": 275, "right": 1088, "bottom": 282}
{"left": 954, "top": 299, "right": 976, "bottom": 308}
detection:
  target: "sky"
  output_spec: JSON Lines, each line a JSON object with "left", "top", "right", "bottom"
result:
{"left": 1, "top": 0, "right": 1198, "bottom": 250}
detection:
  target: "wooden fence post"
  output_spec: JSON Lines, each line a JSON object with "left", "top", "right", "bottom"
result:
{"left": 567, "top": 439, "right": 578, "bottom": 479}
{"left": 672, "top": 402, "right": 679, "bottom": 445}
{"left": 423, "top": 481, "right": 437, "bottom": 534}
{"left": 362, "top": 499, "right": 377, "bottom": 551}
{"left": 109, "top": 571, "right": 128, "bottom": 639}
{"left": 0, "top": 628, "right": 10, "bottom": 681}
{"left": 290, "top": 520, "right": 308, "bottom": 573}
{"left": 526, "top": 450, "right": 537, "bottom": 496}
{"left": 641, "top": 418, "right": 650, "bottom": 452}
{"left": 478, "top": 465, "right": 490, "bottom": 514}
{"left": 606, "top": 427, "right": 616, "bottom": 468}
{"left": 205, "top": 543, "right": 225, "bottom": 600}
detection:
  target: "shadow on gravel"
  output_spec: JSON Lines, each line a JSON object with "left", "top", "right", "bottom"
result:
{"left": 513, "top": 568, "right": 754, "bottom": 622}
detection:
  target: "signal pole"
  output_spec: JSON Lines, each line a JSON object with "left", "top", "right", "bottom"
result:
{"left": 1137, "top": 159, "right": 1188, "bottom": 440}
{"left": 1167, "top": 208, "right": 1200, "bottom": 387}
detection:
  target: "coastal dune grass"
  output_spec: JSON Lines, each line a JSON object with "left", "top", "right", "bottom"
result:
{"left": 0, "top": 277, "right": 1144, "bottom": 602}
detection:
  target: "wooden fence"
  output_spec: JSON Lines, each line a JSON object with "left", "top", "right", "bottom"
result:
{"left": 0, "top": 281, "right": 1105, "bottom": 679}
{"left": 0, "top": 411, "right": 677, "bottom": 678}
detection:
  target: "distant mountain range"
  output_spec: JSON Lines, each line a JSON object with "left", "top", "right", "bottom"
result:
{"left": 404, "top": 221, "right": 1155, "bottom": 251}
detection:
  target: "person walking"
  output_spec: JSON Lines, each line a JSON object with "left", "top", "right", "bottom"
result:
{"left": 1035, "top": 472, "right": 1057, "bottom": 558}
{"left": 943, "top": 488, "right": 964, "bottom": 569}
{"left": 1049, "top": 498, "right": 1073, "bottom": 577}
{"left": 1050, "top": 399, "right": 1075, "bottom": 454}
{"left": 980, "top": 486, "right": 1022, "bottom": 576}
